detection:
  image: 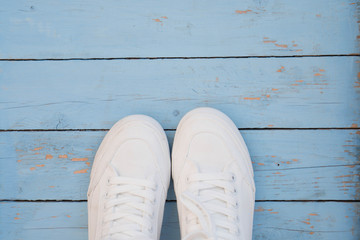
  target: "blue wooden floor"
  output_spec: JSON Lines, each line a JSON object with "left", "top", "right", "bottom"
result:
{"left": 0, "top": 0, "right": 359, "bottom": 239}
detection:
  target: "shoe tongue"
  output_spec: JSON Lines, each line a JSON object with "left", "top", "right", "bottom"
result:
{"left": 188, "top": 133, "right": 231, "bottom": 172}
{"left": 110, "top": 139, "right": 153, "bottom": 178}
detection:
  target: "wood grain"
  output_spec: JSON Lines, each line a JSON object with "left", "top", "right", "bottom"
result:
{"left": 1, "top": 201, "right": 359, "bottom": 240}
{"left": 0, "top": 0, "right": 359, "bottom": 59}
{"left": 1, "top": 130, "right": 358, "bottom": 201}
{"left": 1, "top": 57, "right": 359, "bottom": 130}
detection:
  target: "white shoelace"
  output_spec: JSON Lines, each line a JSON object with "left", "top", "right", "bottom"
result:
{"left": 180, "top": 173, "right": 240, "bottom": 240}
{"left": 102, "top": 176, "right": 157, "bottom": 240}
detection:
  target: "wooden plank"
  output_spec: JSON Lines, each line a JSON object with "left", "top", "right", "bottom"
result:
{"left": 1, "top": 57, "right": 359, "bottom": 130}
{"left": 1, "top": 130, "right": 358, "bottom": 200}
{"left": 0, "top": 0, "right": 358, "bottom": 59}
{"left": 1, "top": 201, "right": 359, "bottom": 240}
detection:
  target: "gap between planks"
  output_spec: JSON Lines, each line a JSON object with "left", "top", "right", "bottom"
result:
{"left": 1, "top": 200, "right": 360, "bottom": 203}
{"left": 0, "top": 54, "right": 359, "bottom": 62}
{"left": 0, "top": 127, "right": 359, "bottom": 132}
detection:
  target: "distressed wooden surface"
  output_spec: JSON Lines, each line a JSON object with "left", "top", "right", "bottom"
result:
{"left": 1, "top": 201, "right": 359, "bottom": 240}
{"left": 0, "top": 130, "right": 359, "bottom": 201}
{"left": 1, "top": 57, "right": 359, "bottom": 130}
{"left": 1, "top": 0, "right": 359, "bottom": 238}
{"left": 0, "top": 0, "right": 359, "bottom": 59}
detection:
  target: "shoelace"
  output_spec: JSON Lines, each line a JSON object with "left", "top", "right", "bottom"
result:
{"left": 180, "top": 173, "right": 240, "bottom": 240}
{"left": 102, "top": 176, "right": 157, "bottom": 240}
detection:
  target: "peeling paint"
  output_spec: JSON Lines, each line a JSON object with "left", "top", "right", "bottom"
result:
{"left": 45, "top": 154, "right": 53, "bottom": 160}
{"left": 59, "top": 154, "right": 68, "bottom": 158}
{"left": 275, "top": 44, "right": 288, "bottom": 48}
{"left": 243, "top": 97, "right": 260, "bottom": 100}
{"left": 74, "top": 169, "right": 88, "bottom": 174}
{"left": 235, "top": 10, "right": 252, "bottom": 14}
{"left": 32, "top": 147, "right": 43, "bottom": 151}
{"left": 71, "top": 158, "right": 88, "bottom": 162}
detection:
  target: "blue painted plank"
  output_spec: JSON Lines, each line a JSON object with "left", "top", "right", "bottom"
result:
{"left": 1, "top": 201, "right": 359, "bottom": 240}
{"left": 0, "top": 0, "right": 358, "bottom": 58}
{"left": 1, "top": 130, "right": 358, "bottom": 200}
{"left": 1, "top": 57, "right": 359, "bottom": 129}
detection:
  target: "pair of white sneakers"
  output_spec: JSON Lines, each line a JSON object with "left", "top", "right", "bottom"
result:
{"left": 87, "top": 107, "right": 255, "bottom": 240}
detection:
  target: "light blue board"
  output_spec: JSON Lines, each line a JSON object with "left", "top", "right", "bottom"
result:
{"left": 0, "top": 0, "right": 358, "bottom": 59}
{"left": 1, "top": 57, "right": 359, "bottom": 130}
{"left": 1, "top": 130, "right": 358, "bottom": 200}
{"left": 1, "top": 201, "right": 359, "bottom": 240}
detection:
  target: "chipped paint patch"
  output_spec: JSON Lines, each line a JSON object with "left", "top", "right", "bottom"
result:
{"left": 74, "top": 169, "right": 88, "bottom": 174}
{"left": 66, "top": 215, "right": 71, "bottom": 218}
{"left": 45, "top": 154, "right": 53, "bottom": 160}
{"left": 258, "top": 163, "right": 265, "bottom": 166}
{"left": 271, "top": 88, "right": 278, "bottom": 91}
{"left": 85, "top": 148, "right": 93, "bottom": 151}
{"left": 71, "top": 158, "right": 88, "bottom": 162}
{"left": 49, "top": 186, "right": 55, "bottom": 188}
{"left": 59, "top": 154, "right": 68, "bottom": 158}
{"left": 264, "top": 40, "right": 277, "bottom": 43}
{"left": 277, "top": 66, "right": 285, "bottom": 72}
{"left": 309, "top": 213, "right": 318, "bottom": 216}
{"left": 351, "top": 124, "right": 358, "bottom": 128}
{"left": 275, "top": 44, "right": 288, "bottom": 48}
{"left": 243, "top": 97, "right": 260, "bottom": 100}
{"left": 14, "top": 217, "right": 20, "bottom": 220}
{"left": 152, "top": 18, "right": 162, "bottom": 22}
{"left": 30, "top": 167, "right": 36, "bottom": 171}
{"left": 36, "top": 164, "right": 45, "bottom": 167}
{"left": 32, "top": 147, "right": 43, "bottom": 151}
{"left": 235, "top": 10, "right": 252, "bottom": 14}
{"left": 314, "top": 73, "right": 323, "bottom": 76}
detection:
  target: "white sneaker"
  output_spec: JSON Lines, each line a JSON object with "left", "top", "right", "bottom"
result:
{"left": 172, "top": 108, "right": 255, "bottom": 240}
{"left": 87, "top": 115, "right": 171, "bottom": 240}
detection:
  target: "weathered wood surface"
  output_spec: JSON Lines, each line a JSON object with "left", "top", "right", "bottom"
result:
{"left": 1, "top": 57, "right": 359, "bottom": 130}
{"left": 1, "top": 201, "right": 359, "bottom": 240}
{"left": 0, "top": 0, "right": 359, "bottom": 59}
{"left": 1, "top": 130, "right": 358, "bottom": 201}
